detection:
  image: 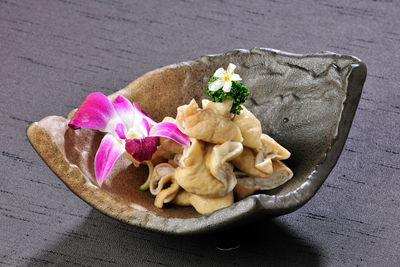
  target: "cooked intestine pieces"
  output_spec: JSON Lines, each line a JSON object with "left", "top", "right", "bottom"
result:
{"left": 255, "top": 134, "right": 290, "bottom": 175}
{"left": 188, "top": 192, "right": 234, "bottom": 214}
{"left": 151, "top": 146, "right": 174, "bottom": 165}
{"left": 150, "top": 152, "right": 237, "bottom": 213}
{"left": 175, "top": 139, "right": 216, "bottom": 196}
{"left": 160, "top": 137, "right": 184, "bottom": 154}
{"left": 150, "top": 163, "right": 175, "bottom": 195}
{"left": 205, "top": 140, "right": 243, "bottom": 190}
{"left": 233, "top": 183, "right": 257, "bottom": 201}
{"left": 162, "top": 116, "right": 176, "bottom": 123}
{"left": 172, "top": 189, "right": 191, "bottom": 206}
{"left": 174, "top": 139, "right": 242, "bottom": 197}
{"left": 154, "top": 183, "right": 180, "bottom": 208}
{"left": 232, "top": 148, "right": 268, "bottom": 177}
{"left": 233, "top": 133, "right": 290, "bottom": 177}
{"left": 234, "top": 160, "right": 293, "bottom": 200}
{"left": 233, "top": 106, "right": 262, "bottom": 149}
{"left": 172, "top": 190, "right": 234, "bottom": 215}
{"left": 149, "top": 163, "right": 180, "bottom": 208}
{"left": 149, "top": 99, "right": 293, "bottom": 213}
{"left": 201, "top": 99, "right": 232, "bottom": 118}
{"left": 176, "top": 99, "right": 243, "bottom": 144}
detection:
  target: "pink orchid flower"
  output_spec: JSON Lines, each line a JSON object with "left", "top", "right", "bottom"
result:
{"left": 68, "top": 92, "right": 189, "bottom": 186}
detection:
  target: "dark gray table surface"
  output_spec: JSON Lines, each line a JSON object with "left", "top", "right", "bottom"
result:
{"left": 1, "top": 0, "right": 399, "bottom": 266}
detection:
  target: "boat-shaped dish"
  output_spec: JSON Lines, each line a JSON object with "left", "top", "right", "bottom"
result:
{"left": 27, "top": 48, "right": 367, "bottom": 234}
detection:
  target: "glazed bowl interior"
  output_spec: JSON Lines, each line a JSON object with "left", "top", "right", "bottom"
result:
{"left": 27, "top": 48, "right": 366, "bottom": 234}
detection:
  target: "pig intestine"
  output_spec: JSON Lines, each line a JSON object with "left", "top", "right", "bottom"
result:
{"left": 149, "top": 99, "right": 293, "bottom": 214}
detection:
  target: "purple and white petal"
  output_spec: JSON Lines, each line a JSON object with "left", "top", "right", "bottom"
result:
{"left": 142, "top": 118, "right": 151, "bottom": 135}
{"left": 114, "top": 123, "right": 127, "bottom": 139}
{"left": 213, "top": 67, "right": 225, "bottom": 78}
{"left": 133, "top": 102, "right": 156, "bottom": 126}
{"left": 68, "top": 92, "right": 118, "bottom": 132}
{"left": 209, "top": 80, "right": 225, "bottom": 91}
{"left": 125, "top": 136, "right": 159, "bottom": 163}
{"left": 227, "top": 63, "right": 236, "bottom": 74}
{"left": 222, "top": 81, "right": 232, "bottom": 92}
{"left": 149, "top": 122, "right": 190, "bottom": 146}
{"left": 94, "top": 133, "right": 125, "bottom": 185}
{"left": 112, "top": 95, "right": 135, "bottom": 129}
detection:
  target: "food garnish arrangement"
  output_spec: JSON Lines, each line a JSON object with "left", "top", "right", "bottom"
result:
{"left": 68, "top": 63, "right": 293, "bottom": 214}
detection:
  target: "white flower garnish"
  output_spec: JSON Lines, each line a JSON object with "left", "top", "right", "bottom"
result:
{"left": 209, "top": 63, "right": 242, "bottom": 93}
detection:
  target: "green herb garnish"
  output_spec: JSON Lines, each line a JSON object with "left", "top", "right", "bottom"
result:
{"left": 205, "top": 76, "right": 250, "bottom": 114}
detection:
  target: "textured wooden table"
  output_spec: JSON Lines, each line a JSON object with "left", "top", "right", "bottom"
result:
{"left": 1, "top": 0, "right": 399, "bottom": 266}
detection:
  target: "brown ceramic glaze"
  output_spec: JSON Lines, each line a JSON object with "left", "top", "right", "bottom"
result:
{"left": 27, "top": 48, "right": 367, "bottom": 234}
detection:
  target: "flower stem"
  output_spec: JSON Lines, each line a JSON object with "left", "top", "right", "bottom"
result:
{"left": 139, "top": 160, "right": 153, "bottom": 191}
{"left": 124, "top": 152, "right": 140, "bottom": 167}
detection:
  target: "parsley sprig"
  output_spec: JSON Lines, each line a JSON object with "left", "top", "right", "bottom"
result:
{"left": 205, "top": 76, "right": 250, "bottom": 115}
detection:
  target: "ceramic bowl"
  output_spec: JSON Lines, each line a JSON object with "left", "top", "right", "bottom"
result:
{"left": 27, "top": 48, "right": 367, "bottom": 234}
